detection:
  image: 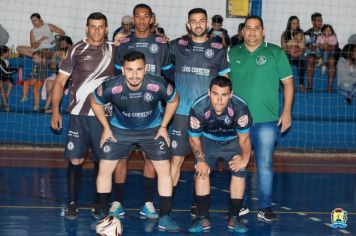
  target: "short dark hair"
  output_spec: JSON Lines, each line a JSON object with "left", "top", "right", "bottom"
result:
{"left": 212, "top": 15, "right": 223, "bottom": 24}
{"left": 123, "top": 51, "right": 146, "bottom": 64}
{"left": 58, "top": 35, "right": 73, "bottom": 46}
{"left": 30, "top": 13, "right": 41, "bottom": 20}
{"left": 311, "top": 12, "right": 322, "bottom": 22}
{"left": 133, "top": 3, "right": 152, "bottom": 16}
{"left": 209, "top": 76, "right": 232, "bottom": 91}
{"left": 244, "top": 15, "right": 264, "bottom": 29}
{"left": 188, "top": 8, "right": 207, "bottom": 19}
{"left": 0, "top": 45, "right": 9, "bottom": 56}
{"left": 238, "top": 23, "right": 244, "bottom": 31}
{"left": 86, "top": 12, "right": 107, "bottom": 26}
{"left": 341, "top": 44, "right": 356, "bottom": 60}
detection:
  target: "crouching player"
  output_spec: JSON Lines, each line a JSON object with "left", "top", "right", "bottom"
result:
{"left": 187, "top": 76, "right": 252, "bottom": 233}
{"left": 90, "top": 51, "right": 180, "bottom": 232}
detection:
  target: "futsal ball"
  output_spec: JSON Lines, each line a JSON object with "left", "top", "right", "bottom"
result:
{"left": 96, "top": 215, "right": 123, "bottom": 236}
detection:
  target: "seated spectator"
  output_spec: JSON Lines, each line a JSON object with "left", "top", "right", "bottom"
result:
{"left": 304, "top": 12, "right": 323, "bottom": 91}
{"left": 150, "top": 12, "right": 165, "bottom": 36}
{"left": 207, "top": 14, "right": 230, "bottom": 47}
{"left": 41, "top": 36, "right": 72, "bottom": 113}
{"left": 0, "top": 46, "right": 18, "bottom": 111}
{"left": 230, "top": 23, "right": 244, "bottom": 48}
{"left": 348, "top": 34, "right": 356, "bottom": 44}
{"left": 112, "top": 15, "right": 134, "bottom": 42}
{"left": 337, "top": 44, "right": 356, "bottom": 105}
{"left": 20, "top": 51, "right": 51, "bottom": 111}
{"left": 16, "top": 13, "right": 65, "bottom": 58}
{"left": 316, "top": 24, "right": 339, "bottom": 92}
{"left": 281, "top": 16, "right": 306, "bottom": 92}
{"left": 0, "top": 24, "right": 9, "bottom": 46}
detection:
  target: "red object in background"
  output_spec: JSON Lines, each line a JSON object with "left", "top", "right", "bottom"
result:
{"left": 17, "top": 67, "right": 23, "bottom": 85}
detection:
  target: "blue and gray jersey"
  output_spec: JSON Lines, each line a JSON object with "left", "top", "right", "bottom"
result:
{"left": 94, "top": 74, "right": 176, "bottom": 130}
{"left": 170, "top": 37, "right": 230, "bottom": 115}
{"left": 188, "top": 94, "right": 252, "bottom": 141}
{"left": 115, "top": 34, "right": 172, "bottom": 76}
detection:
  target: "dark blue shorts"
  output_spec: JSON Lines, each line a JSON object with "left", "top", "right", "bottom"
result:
{"left": 171, "top": 114, "right": 191, "bottom": 156}
{"left": 64, "top": 115, "right": 103, "bottom": 162}
{"left": 101, "top": 126, "right": 171, "bottom": 161}
{"left": 201, "top": 136, "right": 246, "bottom": 178}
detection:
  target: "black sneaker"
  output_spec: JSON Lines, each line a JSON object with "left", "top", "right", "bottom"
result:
{"left": 257, "top": 207, "right": 278, "bottom": 222}
{"left": 91, "top": 204, "right": 101, "bottom": 219}
{"left": 345, "top": 97, "right": 352, "bottom": 105}
{"left": 64, "top": 201, "right": 78, "bottom": 220}
{"left": 190, "top": 205, "right": 199, "bottom": 219}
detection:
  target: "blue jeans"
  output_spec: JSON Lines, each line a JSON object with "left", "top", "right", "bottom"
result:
{"left": 250, "top": 121, "right": 279, "bottom": 209}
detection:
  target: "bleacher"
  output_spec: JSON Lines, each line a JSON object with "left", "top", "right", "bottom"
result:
{"left": 0, "top": 58, "right": 355, "bottom": 151}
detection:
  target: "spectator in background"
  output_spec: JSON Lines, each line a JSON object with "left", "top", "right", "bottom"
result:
{"left": 304, "top": 12, "right": 323, "bottom": 92}
{"left": 16, "top": 13, "right": 65, "bottom": 58}
{"left": 0, "top": 45, "right": 17, "bottom": 111}
{"left": 230, "top": 23, "right": 244, "bottom": 48}
{"left": 208, "top": 14, "right": 230, "bottom": 47}
{"left": 20, "top": 51, "right": 50, "bottom": 111}
{"left": 348, "top": 33, "right": 356, "bottom": 44}
{"left": 41, "top": 36, "right": 73, "bottom": 113}
{"left": 0, "top": 24, "right": 9, "bottom": 46}
{"left": 281, "top": 16, "right": 306, "bottom": 92}
{"left": 316, "top": 24, "right": 339, "bottom": 92}
{"left": 112, "top": 15, "right": 134, "bottom": 42}
{"left": 150, "top": 12, "right": 166, "bottom": 36}
{"left": 337, "top": 44, "right": 356, "bottom": 105}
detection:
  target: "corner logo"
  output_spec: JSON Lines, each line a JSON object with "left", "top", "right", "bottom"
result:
{"left": 256, "top": 55, "right": 266, "bottom": 65}
{"left": 331, "top": 208, "right": 348, "bottom": 228}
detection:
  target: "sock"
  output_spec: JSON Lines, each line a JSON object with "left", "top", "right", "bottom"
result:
{"left": 197, "top": 194, "right": 210, "bottom": 218}
{"left": 67, "top": 162, "right": 82, "bottom": 204}
{"left": 229, "top": 198, "right": 242, "bottom": 218}
{"left": 159, "top": 195, "right": 172, "bottom": 216}
{"left": 113, "top": 183, "right": 125, "bottom": 203}
{"left": 172, "top": 185, "right": 177, "bottom": 202}
{"left": 98, "top": 193, "right": 111, "bottom": 215}
{"left": 192, "top": 185, "right": 197, "bottom": 207}
{"left": 143, "top": 176, "right": 155, "bottom": 204}
{"left": 92, "top": 161, "right": 99, "bottom": 205}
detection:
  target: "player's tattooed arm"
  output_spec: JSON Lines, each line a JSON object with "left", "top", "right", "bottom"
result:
{"left": 189, "top": 136, "right": 206, "bottom": 163}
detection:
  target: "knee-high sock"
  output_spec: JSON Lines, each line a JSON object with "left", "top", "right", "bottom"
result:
{"left": 67, "top": 162, "right": 82, "bottom": 203}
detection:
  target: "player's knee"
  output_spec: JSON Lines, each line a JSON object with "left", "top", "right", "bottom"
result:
{"left": 70, "top": 158, "right": 84, "bottom": 165}
{"left": 171, "top": 156, "right": 184, "bottom": 167}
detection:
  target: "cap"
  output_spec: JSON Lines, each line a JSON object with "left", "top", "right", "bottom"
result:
{"left": 122, "top": 15, "right": 132, "bottom": 24}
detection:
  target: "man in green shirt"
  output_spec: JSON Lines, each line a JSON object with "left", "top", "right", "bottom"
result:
{"left": 229, "top": 15, "right": 294, "bottom": 222}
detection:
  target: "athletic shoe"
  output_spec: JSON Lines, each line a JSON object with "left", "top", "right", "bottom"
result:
{"left": 345, "top": 97, "right": 352, "bottom": 105}
{"left": 140, "top": 202, "right": 158, "bottom": 219}
{"left": 239, "top": 207, "right": 250, "bottom": 216}
{"left": 33, "top": 105, "right": 39, "bottom": 111}
{"left": 257, "top": 207, "right": 278, "bottom": 222}
{"left": 20, "top": 96, "right": 28, "bottom": 103}
{"left": 190, "top": 205, "right": 199, "bottom": 219}
{"left": 64, "top": 201, "right": 78, "bottom": 220}
{"left": 227, "top": 216, "right": 248, "bottom": 233}
{"left": 109, "top": 201, "right": 125, "bottom": 217}
{"left": 188, "top": 217, "right": 211, "bottom": 233}
{"left": 91, "top": 204, "right": 101, "bottom": 219}
{"left": 158, "top": 215, "right": 180, "bottom": 232}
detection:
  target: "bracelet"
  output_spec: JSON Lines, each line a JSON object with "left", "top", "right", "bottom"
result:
{"left": 160, "top": 125, "right": 167, "bottom": 128}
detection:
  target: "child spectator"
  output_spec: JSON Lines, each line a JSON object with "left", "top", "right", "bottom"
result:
{"left": 0, "top": 45, "right": 17, "bottom": 111}
{"left": 316, "top": 24, "right": 338, "bottom": 74}
{"left": 337, "top": 44, "right": 356, "bottom": 105}
{"left": 20, "top": 51, "right": 51, "bottom": 111}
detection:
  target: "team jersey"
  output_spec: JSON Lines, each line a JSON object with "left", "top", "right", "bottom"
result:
{"left": 170, "top": 37, "right": 230, "bottom": 115}
{"left": 115, "top": 34, "right": 172, "bottom": 76}
{"left": 59, "top": 39, "right": 116, "bottom": 116}
{"left": 188, "top": 93, "right": 252, "bottom": 141}
{"left": 94, "top": 74, "right": 176, "bottom": 130}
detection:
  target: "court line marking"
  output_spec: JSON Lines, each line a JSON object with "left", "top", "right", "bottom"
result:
{"left": 0, "top": 205, "right": 354, "bottom": 215}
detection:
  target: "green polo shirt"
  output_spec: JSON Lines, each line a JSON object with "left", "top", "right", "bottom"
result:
{"left": 229, "top": 42, "right": 292, "bottom": 123}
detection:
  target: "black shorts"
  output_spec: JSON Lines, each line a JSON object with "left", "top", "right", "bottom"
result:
{"left": 64, "top": 115, "right": 103, "bottom": 162}
{"left": 201, "top": 136, "right": 246, "bottom": 178}
{"left": 0, "top": 74, "right": 14, "bottom": 84}
{"left": 171, "top": 114, "right": 191, "bottom": 156}
{"left": 101, "top": 126, "right": 171, "bottom": 161}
